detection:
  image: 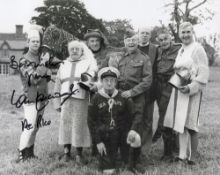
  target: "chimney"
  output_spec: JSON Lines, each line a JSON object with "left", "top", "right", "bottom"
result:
{"left": 16, "top": 25, "right": 23, "bottom": 35}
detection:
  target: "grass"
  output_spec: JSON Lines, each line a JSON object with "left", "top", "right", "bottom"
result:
{"left": 0, "top": 67, "right": 220, "bottom": 175}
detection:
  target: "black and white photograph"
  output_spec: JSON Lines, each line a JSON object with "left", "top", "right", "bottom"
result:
{"left": 0, "top": 0, "right": 219, "bottom": 174}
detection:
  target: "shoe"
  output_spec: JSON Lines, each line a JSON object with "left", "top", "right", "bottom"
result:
{"left": 152, "top": 129, "right": 162, "bottom": 143}
{"left": 59, "top": 153, "right": 71, "bottom": 162}
{"left": 29, "top": 145, "right": 38, "bottom": 159}
{"left": 75, "top": 155, "right": 88, "bottom": 165}
{"left": 160, "top": 155, "right": 174, "bottom": 162}
{"left": 187, "top": 160, "right": 196, "bottom": 165}
{"left": 15, "top": 148, "right": 28, "bottom": 163}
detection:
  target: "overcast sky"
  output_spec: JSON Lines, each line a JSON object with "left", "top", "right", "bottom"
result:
{"left": 0, "top": 0, "right": 219, "bottom": 36}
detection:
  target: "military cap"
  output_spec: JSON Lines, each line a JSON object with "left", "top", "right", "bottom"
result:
{"left": 98, "top": 67, "right": 120, "bottom": 79}
{"left": 84, "top": 29, "right": 103, "bottom": 40}
{"left": 124, "top": 29, "right": 136, "bottom": 39}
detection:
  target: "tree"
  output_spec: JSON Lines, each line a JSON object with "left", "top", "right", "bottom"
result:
{"left": 103, "top": 19, "right": 133, "bottom": 47}
{"left": 166, "top": 0, "right": 214, "bottom": 42}
{"left": 31, "top": 0, "right": 106, "bottom": 39}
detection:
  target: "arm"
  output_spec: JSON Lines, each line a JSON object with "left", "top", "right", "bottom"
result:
{"left": 87, "top": 58, "right": 98, "bottom": 78}
{"left": 53, "top": 68, "right": 61, "bottom": 110}
{"left": 188, "top": 46, "right": 209, "bottom": 95}
{"left": 130, "top": 57, "right": 152, "bottom": 97}
{"left": 19, "top": 57, "right": 49, "bottom": 86}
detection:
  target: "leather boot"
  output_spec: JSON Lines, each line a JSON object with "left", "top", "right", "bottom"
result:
{"left": 15, "top": 148, "right": 28, "bottom": 163}
{"left": 29, "top": 145, "right": 38, "bottom": 159}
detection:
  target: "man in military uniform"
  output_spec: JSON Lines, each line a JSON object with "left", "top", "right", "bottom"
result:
{"left": 137, "top": 27, "right": 159, "bottom": 155}
{"left": 109, "top": 29, "right": 152, "bottom": 171}
{"left": 152, "top": 28, "right": 181, "bottom": 160}
{"left": 84, "top": 29, "right": 118, "bottom": 70}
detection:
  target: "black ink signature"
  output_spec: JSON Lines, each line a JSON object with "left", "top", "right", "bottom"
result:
{"left": 21, "top": 114, "right": 51, "bottom": 131}
{"left": 10, "top": 55, "right": 63, "bottom": 70}
{"left": 11, "top": 84, "right": 79, "bottom": 111}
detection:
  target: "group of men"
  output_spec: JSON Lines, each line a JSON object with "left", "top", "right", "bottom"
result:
{"left": 16, "top": 24, "right": 182, "bottom": 174}
{"left": 83, "top": 27, "right": 181, "bottom": 173}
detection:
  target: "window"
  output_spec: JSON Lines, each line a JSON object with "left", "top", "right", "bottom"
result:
{"left": 2, "top": 45, "right": 9, "bottom": 57}
{"left": 0, "top": 63, "right": 9, "bottom": 75}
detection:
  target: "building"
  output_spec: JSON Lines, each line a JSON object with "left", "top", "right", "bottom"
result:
{"left": 0, "top": 25, "right": 26, "bottom": 75}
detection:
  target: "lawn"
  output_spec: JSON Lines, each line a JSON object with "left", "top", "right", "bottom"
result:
{"left": 0, "top": 67, "right": 220, "bottom": 175}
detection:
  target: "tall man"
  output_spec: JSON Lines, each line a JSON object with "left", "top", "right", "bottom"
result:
{"left": 152, "top": 28, "right": 181, "bottom": 160}
{"left": 137, "top": 27, "right": 158, "bottom": 154}
{"left": 109, "top": 29, "right": 152, "bottom": 171}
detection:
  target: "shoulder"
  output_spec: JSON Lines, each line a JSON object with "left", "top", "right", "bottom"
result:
{"left": 171, "top": 43, "right": 182, "bottom": 52}
{"left": 149, "top": 43, "right": 159, "bottom": 50}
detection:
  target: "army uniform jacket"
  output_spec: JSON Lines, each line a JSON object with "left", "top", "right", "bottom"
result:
{"left": 109, "top": 48, "right": 152, "bottom": 97}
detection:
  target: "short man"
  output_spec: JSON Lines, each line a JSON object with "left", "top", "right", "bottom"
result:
{"left": 152, "top": 28, "right": 181, "bottom": 160}
{"left": 109, "top": 29, "right": 152, "bottom": 171}
{"left": 88, "top": 67, "right": 136, "bottom": 174}
{"left": 137, "top": 27, "right": 159, "bottom": 154}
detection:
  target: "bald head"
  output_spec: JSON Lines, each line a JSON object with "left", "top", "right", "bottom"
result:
{"left": 138, "top": 27, "right": 152, "bottom": 45}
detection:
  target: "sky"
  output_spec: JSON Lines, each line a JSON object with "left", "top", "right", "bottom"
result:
{"left": 0, "top": 0, "right": 219, "bottom": 37}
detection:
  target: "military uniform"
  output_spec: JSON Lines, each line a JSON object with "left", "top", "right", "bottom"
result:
{"left": 109, "top": 48, "right": 152, "bottom": 169}
{"left": 153, "top": 43, "right": 181, "bottom": 158}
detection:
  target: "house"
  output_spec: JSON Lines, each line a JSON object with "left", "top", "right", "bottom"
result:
{"left": 0, "top": 25, "right": 27, "bottom": 75}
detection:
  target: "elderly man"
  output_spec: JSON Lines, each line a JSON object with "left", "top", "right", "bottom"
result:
{"left": 137, "top": 27, "right": 159, "bottom": 155}
{"left": 109, "top": 29, "right": 152, "bottom": 171}
{"left": 151, "top": 28, "right": 181, "bottom": 161}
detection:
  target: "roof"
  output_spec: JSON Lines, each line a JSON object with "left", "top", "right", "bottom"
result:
{"left": 0, "top": 40, "right": 27, "bottom": 50}
{"left": 0, "top": 57, "right": 10, "bottom": 63}
{"left": 0, "top": 33, "right": 26, "bottom": 41}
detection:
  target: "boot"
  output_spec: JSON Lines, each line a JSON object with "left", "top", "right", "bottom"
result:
{"left": 15, "top": 148, "right": 28, "bottom": 163}
{"left": 161, "top": 128, "right": 174, "bottom": 162}
{"left": 29, "top": 145, "right": 38, "bottom": 159}
{"left": 127, "top": 148, "right": 144, "bottom": 173}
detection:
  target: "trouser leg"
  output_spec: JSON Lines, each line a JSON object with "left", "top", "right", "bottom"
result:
{"left": 188, "top": 129, "right": 198, "bottom": 161}
{"left": 128, "top": 147, "right": 141, "bottom": 170}
{"left": 153, "top": 83, "right": 172, "bottom": 142}
{"left": 178, "top": 129, "right": 190, "bottom": 160}
{"left": 162, "top": 127, "right": 175, "bottom": 159}
{"left": 119, "top": 129, "right": 130, "bottom": 164}
{"left": 142, "top": 102, "right": 154, "bottom": 149}
{"left": 99, "top": 130, "right": 118, "bottom": 171}
{"left": 19, "top": 103, "right": 44, "bottom": 150}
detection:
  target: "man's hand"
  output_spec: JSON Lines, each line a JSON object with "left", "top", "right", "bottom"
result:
{"left": 97, "top": 142, "right": 107, "bottom": 156}
{"left": 179, "top": 86, "right": 190, "bottom": 94}
{"left": 121, "top": 90, "right": 132, "bottom": 98}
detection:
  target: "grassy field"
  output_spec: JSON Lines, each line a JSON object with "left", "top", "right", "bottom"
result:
{"left": 0, "top": 67, "right": 220, "bottom": 175}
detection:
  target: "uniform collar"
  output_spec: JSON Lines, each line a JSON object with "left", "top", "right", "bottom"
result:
{"left": 98, "top": 88, "right": 118, "bottom": 98}
{"left": 124, "top": 48, "right": 139, "bottom": 56}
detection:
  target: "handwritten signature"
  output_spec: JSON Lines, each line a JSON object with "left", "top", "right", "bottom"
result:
{"left": 21, "top": 114, "right": 51, "bottom": 131}
{"left": 10, "top": 55, "right": 63, "bottom": 70}
{"left": 11, "top": 84, "right": 79, "bottom": 111}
